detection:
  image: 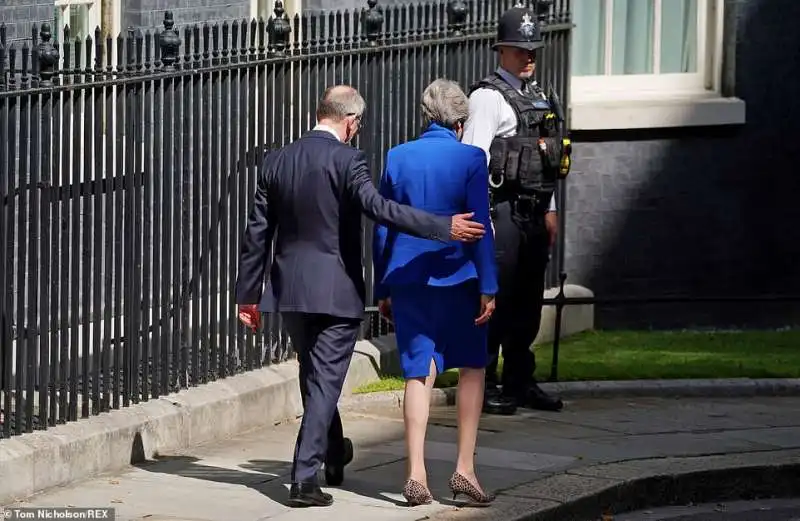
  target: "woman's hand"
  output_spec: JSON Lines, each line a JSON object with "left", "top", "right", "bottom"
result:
{"left": 378, "top": 298, "right": 393, "bottom": 323}
{"left": 475, "top": 294, "right": 495, "bottom": 325}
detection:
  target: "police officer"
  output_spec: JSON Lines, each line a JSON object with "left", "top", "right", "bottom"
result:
{"left": 461, "top": 3, "right": 570, "bottom": 415}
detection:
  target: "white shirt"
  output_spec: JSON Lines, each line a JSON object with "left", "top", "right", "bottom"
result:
{"left": 313, "top": 123, "right": 341, "bottom": 141}
{"left": 461, "top": 67, "right": 557, "bottom": 212}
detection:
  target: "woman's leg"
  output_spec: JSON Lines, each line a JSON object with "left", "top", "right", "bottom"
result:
{"left": 455, "top": 366, "right": 487, "bottom": 491}
{"left": 404, "top": 358, "right": 437, "bottom": 485}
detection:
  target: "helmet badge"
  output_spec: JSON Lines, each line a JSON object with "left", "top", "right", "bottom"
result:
{"left": 519, "top": 13, "right": 536, "bottom": 40}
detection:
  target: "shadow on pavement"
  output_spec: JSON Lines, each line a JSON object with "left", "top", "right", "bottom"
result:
{"left": 134, "top": 454, "right": 410, "bottom": 508}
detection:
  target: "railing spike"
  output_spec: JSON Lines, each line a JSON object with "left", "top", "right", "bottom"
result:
{"left": 158, "top": 11, "right": 180, "bottom": 70}
{"left": 37, "top": 23, "right": 59, "bottom": 86}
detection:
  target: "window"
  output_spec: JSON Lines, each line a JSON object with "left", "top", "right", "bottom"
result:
{"left": 51, "top": 1, "right": 125, "bottom": 186}
{"left": 53, "top": 0, "right": 101, "bottom": 43}
{"left": 253, "top": 0, "right": 301, "bottom": 21}
{"left": 569, "top": 0, "right": 744, "bottom": 129}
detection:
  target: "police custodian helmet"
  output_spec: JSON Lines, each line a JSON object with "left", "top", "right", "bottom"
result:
{"left": 492, "top": 2, "right": 545, "bottom": 51}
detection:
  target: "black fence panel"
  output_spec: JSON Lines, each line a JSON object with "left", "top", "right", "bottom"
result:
{"left": 0, "top": 0, "right": 573, "bottom": 438}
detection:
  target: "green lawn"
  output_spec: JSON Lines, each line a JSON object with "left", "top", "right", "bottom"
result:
{"left": 352, "top": 329, "right": 800, "bottom": 394}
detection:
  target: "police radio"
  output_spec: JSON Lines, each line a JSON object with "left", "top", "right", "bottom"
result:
{"left": 546, "top": 82, "right": 572, "bottom": 178}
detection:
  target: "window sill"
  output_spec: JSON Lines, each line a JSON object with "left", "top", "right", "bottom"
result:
{"left": 568, "top": 94, "right": 746, "bottom": 131}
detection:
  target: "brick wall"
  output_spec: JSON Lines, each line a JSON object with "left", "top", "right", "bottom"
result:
{"left": 303, "top": 0, "right": 408, "bottom": 11}
{"left": 564, "top": 0, "right": 800, "bottom": 328}
{"left": 121, "top": 0, "right": 250, "bottom": 34}
{"left": 0, "top": 0, "right": 53, "bottom": 43}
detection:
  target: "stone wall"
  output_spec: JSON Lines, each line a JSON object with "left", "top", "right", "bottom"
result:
{"left": 121, "top": 0, "right": 250, "bottom": 33}
{"left": 0, "top": 0, "right": 53, "bottom": 43}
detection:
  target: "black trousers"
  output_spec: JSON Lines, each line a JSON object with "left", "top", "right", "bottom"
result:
{"left": 282, "top": 312, "right": 361, "bottom": 484}
{"left": 486, "top": 201, "right": 550, "bottom": 400}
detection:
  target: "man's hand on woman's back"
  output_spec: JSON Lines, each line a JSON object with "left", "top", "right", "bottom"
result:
{"left": 450, "top": 212, "right": 486, "bottom": 242}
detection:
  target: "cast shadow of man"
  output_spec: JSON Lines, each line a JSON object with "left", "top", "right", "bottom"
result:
{"left": 134, "top": 453, "right": 415, "bottom": 509}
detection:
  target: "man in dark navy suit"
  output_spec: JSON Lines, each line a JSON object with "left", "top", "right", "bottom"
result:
{"left": 235, "top": 85, "right": 486, "bottom": 508}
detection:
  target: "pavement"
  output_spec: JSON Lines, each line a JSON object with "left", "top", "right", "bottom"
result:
{"left": 2, "top": 394, "right": 800, "bottom": 521}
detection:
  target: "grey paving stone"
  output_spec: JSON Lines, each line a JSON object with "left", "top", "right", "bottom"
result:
{"left": 427, "top": 407, "right": 620, "bottom": 439}
{"left": 367, "top": 440, "right": 576, "bottom": 472}
{"left": 570, "top": 449, "right": 800, "bottom": 481}
{"left": 724, "top": 427, "right": 800, "bottom": 449}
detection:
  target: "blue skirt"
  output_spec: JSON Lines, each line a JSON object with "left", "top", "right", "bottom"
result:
{"left": 390, "top": 280, "right": 488, "bottom": 379}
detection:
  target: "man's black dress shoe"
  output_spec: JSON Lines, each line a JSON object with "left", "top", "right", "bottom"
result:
{"left": 521, "top": 382, "right": 563, "bottom": 412}
{"left": 288, "top": 482, "right": 333, "bottom": 507}
{"left": 482, "top": 385, "right": 517, "bottom": 415}
{"left": 324, "top": 437, "right": 354, "bottom": 486}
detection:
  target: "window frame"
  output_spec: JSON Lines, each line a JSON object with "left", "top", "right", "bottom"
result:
{"left": 252, "top": 0, "right": 302, "bottom": 21}
{"left": 53, "top": 0, "right": 102, "bottom": 42}
{"left": 568, "top": 0, "right": 744, "bottom": 129}
{"left": 51, "top": 0, "right": 126, "bottom": 186}
{"left": 570, "top": 0, "right": 722, "bottom": 102}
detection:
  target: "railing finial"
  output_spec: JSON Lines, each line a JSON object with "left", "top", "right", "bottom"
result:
{"left": 37, "top": 23, "right": 59, "bottom": 86}
{"left": 159, "top": 11, "right": 181, "bottom": 70}
{"left": 447, "top": 0, "right": 468, "bottom": 36}
{"left": 268, "top": 0, "right": 292, "bottom": 56}
{"left": 365, "top": 0, "right": 384, "bottom": 45}
{"left": 535, "top": 0, "right": 553, "bottom": 23}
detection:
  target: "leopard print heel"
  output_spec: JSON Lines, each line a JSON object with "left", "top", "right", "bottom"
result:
{"left": 448, "top": 472, "right": 495, "bottom": 505}
{"left": 402, "top": 478, "right": 433, "bottom": 506}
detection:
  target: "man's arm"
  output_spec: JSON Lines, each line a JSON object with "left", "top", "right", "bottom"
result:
{"left": 235, "top": 156, "right": 277, "bottom": 305}
{"left": 460, "top": 89, "right": 502, "bottom": 161}
{"left": 371, "top": 165, "right": 393, "bottom": 301}
{"left": 546, "top": 183, "right": 557, "bottom": 243}
{"left": 347, "top": 151, "right": 483, "bottom": 243}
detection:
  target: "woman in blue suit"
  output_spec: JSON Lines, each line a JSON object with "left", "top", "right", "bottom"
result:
{"left": 373, "top": 79, "right": 498, "bottom": 506}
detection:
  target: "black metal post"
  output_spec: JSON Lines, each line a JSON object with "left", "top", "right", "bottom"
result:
{"left": 36, "top": 23, "right": 58, "bottom": 429}
{"left": 548, "top": 271, "right": 567, "bottom": 382}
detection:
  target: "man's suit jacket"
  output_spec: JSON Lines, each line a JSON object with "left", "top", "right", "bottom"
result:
{"left": 372, "top": 123, "right": 498, "bottom": 300}
{"left": 235, "top": 129, "right": 452, "bottom": 320}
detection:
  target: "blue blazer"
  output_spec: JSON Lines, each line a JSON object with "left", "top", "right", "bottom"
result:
{"left": 372, "top": 123, "right": 498, "bottom": 300}
{"left": 235, "top": 129, "right": 452, "bottom": 319}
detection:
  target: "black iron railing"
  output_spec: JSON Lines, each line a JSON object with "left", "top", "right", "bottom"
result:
{"left": 0, "top": 0, "right": 573, "bottom": 438}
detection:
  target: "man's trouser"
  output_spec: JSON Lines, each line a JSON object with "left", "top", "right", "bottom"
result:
{"left": 486, "top": 200, "right": 550, "bottom": 401}
{"left": 282, "top": 312, "right": 361, "bottom": 484}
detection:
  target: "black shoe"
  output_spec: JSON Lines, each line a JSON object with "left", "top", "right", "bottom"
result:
{"left": 484, "top": 381, "right": 501, "bottom": 397}
{"left": 324, "top": 437, "right": 354, "bottom": 486}
{"left": 521, "top": 382, "right": 563, "bottom": 412}
{"left": 483, "top": 389, "right": 517, "bottom": 415}
{"left": 288, "top": 482, "right": 333, "bottom": 507}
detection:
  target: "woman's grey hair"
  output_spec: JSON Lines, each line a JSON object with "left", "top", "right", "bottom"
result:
{"left": 316, "top": 85, "right": 366, "bottom": 121}
{"left": 420, "top": 78, "right": 469, "bottom": 130}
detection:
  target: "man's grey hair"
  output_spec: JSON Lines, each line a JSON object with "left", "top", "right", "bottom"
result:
{"left": 316, "top": 85, "right": 366, "bottom": 122}
{"left": 420, "top": 78, "right": 469, "bottom": 130}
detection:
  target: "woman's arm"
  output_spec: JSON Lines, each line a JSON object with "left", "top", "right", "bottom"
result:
{"left": 465, "top": 147, "right": 499, "bottom": 296}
